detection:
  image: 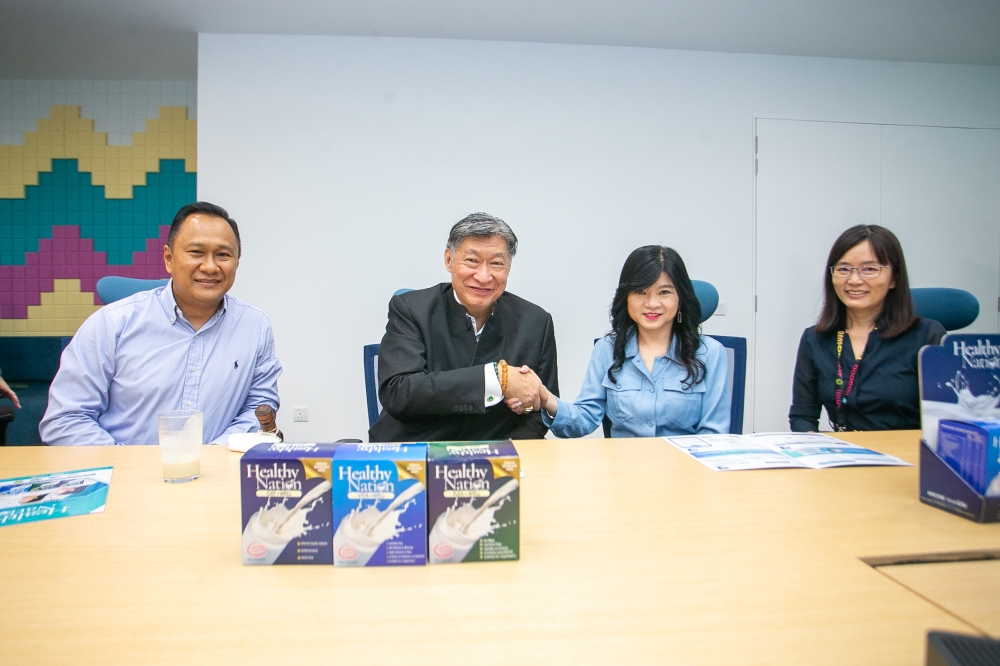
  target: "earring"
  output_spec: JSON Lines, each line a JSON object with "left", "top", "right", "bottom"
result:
{"left": 677, "top": 311, "right": 682, "bottom": 323}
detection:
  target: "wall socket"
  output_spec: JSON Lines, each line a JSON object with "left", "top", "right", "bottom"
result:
{"left": 293, "top": 406, "right": 309, "bottom": 422}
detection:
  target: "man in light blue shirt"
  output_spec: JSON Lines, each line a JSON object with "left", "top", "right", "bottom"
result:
{"left": 40, "top": 202, "right": 282, "bottom": 446}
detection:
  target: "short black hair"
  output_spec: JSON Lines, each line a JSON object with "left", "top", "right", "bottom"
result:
{"left": 167, "top": 202, "right": 242, "bottom": 258}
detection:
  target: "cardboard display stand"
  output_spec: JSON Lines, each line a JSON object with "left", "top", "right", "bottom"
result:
{"left": 919, "top": 439, "right": 1000, "bottom": 524}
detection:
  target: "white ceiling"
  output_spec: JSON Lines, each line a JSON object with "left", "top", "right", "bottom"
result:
{"left": 1, "top": 0, "right": 999, "bottom": 79}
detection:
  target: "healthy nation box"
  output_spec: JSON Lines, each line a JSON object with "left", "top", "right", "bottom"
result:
{"left": 918, "top": 334, "right": 1000, "bottom": 523}
{"left": 332, "top": 443, "right": 428, "bottom": 567}
{"left": 241, "top": 442, "right": 340, "bottom": 565}
{"left": 427, "top": 441, "right": 520, "bottom": 564}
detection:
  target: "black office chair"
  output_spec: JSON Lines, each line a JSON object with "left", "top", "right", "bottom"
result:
{"left": 0, "top": 405, "right": 14, "bottom": 447}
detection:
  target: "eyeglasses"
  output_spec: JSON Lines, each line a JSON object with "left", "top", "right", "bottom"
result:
{"left": 829, "top": 264, "right": 889, "bottom": 279}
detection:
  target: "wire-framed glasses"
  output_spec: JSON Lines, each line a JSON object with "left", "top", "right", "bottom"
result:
{"left": 829, "top": 263, "right": 889, "bottom": 279}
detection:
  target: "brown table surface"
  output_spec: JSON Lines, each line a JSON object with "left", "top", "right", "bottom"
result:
{"left": 1, "top": 431, "right": 997, "bottom": 665}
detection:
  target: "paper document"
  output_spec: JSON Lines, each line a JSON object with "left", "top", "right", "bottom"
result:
{"left": 0, "top": 466, "right": 113, "bottom": 526}
{"left": 663, "top": 433, "right": 911, "bottom": 472}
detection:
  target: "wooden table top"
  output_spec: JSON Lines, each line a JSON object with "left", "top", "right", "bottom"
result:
{"left": 1, "top": 431, "right": 997, "bottom": 665}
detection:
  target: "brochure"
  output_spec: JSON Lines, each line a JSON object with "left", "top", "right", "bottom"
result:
{"left": 0, "top": 466, "right": 113, "bottom": 526}
{"left": 663, "top": 433, "right": 911, "bottom": 472}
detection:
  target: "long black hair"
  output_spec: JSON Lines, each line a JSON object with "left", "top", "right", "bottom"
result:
{"left": 815, "top": 225, "right": 917, "bottom": 339}
{"left": 608, "top": 246, "right": 705, "bottom": 388}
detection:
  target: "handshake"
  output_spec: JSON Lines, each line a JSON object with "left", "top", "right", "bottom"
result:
{"left": 499, "top": 361, "right": 556, "bottom": 417}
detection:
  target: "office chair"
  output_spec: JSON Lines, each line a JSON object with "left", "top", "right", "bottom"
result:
{"left": 363, "top": 290, "right": 415, "bottom": 428}
{"left": 364, "top": 344, "right": 382, "bottom": 428}
{"left": 96, "top": 276, "right": 169, "bottom": 305}
{"left": 0, "top": 405, "right": 13, "bottom": 447}
{"left": 691, "top": 280, "right": 719, "bottom": 321}
{"left": 911, "top": 288, "right": 979, "bottom": 331}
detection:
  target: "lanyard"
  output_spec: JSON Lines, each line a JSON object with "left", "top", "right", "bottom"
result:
{"left": 833, "top": 330, "right": 862, "bottom": 432}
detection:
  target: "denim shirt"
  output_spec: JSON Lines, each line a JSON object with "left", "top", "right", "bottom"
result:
{"left": 543, "top": 334, "right": 730, "bottom": 438}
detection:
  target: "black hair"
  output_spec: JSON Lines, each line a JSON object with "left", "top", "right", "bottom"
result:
{"left": 608, "top": 246, "right": 705, "bottom": 389}
{"left": 816, "top": 224, "right": 916, "bottom": 338}
{"left": 167, "top": 202, "right": 242, "bottom": 258}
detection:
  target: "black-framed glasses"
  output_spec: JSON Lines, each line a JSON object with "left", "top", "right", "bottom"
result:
{"left": 829, "top": 264, "right": 889, "bottom": 279}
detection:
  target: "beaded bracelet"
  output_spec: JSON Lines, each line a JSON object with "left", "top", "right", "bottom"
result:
{"left": 498, "top": 359, "right": 509, "bottom": 394}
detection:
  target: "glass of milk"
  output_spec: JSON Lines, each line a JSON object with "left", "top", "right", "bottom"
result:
{"left": 157, "top": 410, "right": 202, "bottom": 483}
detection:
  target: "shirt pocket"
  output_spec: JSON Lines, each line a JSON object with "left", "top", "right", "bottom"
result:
{"left": 601, "top": 373, "right": 643, "bottom": 423}
{"left": 659, "top": 381, "right": 706, "bottom": 431}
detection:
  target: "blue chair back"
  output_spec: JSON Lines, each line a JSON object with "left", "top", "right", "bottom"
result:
{"left": 599, "top": 333, "right": 747, "bottom": 437}
{"left": 364, "top": 290, "right": 413, "bottom": 427}
{"left": 364, "top": 344, "right": 381, "bottom": 428}
{"left": 708, "top": 335, "right": 747, "bottom": 434}
{"left": 691, "top": 280, "right": 719, "bottom": 323}
{"left": 911, "top": 288, "right": 979, "bottom": 331}
{"left": 96, "top": 276, "right": 169, "bottom": 305}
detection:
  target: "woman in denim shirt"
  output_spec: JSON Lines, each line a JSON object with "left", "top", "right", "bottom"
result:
{"left": 513, "top": 246, "right": 730, "bottom": 437}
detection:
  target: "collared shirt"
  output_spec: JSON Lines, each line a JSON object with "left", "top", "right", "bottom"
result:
{"left": 40, "top": 282, "right": 282, "bottom": 446}
{"left": 543, "top": 334, "right": 730, "bottom": 438}
{"left": 452, "top": 290, "right": 503, "bottom": 408}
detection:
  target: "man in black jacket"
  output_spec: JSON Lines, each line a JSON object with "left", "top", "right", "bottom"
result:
{"left": 369, "top": 213, "right": 559, "bottom": 443}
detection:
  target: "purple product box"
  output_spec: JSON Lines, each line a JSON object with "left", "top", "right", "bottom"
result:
{"left": 427, "top": 441, "right": 520, "bottom": 564}
{"left": 240, "top": 442, "right": 341, "bottom": 565}
{"left": 332, "top": 443, "right": 427, "bottom": 567}
{"left": 919, "top": 439, "right": 1000, "bottom": 524}
{"left": 936, "top": 420, "right": 1000, "bottom": 497}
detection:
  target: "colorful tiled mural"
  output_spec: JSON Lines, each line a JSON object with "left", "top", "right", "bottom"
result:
{"left": 0, "top": 105, "right": 196, "bottom": 336}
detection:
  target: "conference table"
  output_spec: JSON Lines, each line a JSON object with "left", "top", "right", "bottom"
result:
{"left": 1, "top": 431, "right": 998, "bottom": 664}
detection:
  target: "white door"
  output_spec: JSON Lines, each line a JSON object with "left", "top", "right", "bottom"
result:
{"left": 753, "top": 119, "right": 881, "bottom": 433}
{"left": 754, "top": 119, "right": 1000, "bottom": 433}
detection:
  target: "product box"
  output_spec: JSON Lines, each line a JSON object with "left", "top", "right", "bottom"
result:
{"left": 936, "top": 420, "right": 1000, "bottom": 497}
{"left": 427, "top": 441, "right": 520, "bottom": 564}
{"left": 241, "top": 442, "right": 341, "bottom": 565}
{"left": 332, "top": 443, "right": 427, "bottom": 567}
{"left": 918, "top": 333, "right": 1000, "bottom": 450}
{"left": 919, "top": 439, "right": 1000, "bottom": 523}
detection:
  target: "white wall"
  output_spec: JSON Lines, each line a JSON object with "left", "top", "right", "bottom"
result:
{"left": 197, "top": 34, "right": 1000, "bottom": 441}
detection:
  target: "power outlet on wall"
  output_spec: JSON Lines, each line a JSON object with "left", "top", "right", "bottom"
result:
{"left": 293, "top": 407, "right": 309, "bottom": 422}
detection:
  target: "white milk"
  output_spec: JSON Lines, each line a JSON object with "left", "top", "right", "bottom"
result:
{"left": 333, "top": 502, "right": 413, "bottom": 566}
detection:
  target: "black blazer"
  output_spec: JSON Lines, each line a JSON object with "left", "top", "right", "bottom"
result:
{"left": 788, "top": 317, "right": 945, "bottom": 432}
{"left": 369, "top": 283, "right": 559, "bottom": 443}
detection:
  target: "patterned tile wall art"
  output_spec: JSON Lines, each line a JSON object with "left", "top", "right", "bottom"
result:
{"left": 0, "top": 81, "right": 196, "bottom": 336}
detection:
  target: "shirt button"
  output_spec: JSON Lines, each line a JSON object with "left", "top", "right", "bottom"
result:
{"left": 649, "top": 388, "right": 654, "bottom": 393}
{"left": 661, "top": 358, "right": 667, "bottom": 363}
{"left": 186, "top": 401, "right": 192, "bottom": 406}
{"left": 646, "top": 421, "right": 654, "bottom": 427}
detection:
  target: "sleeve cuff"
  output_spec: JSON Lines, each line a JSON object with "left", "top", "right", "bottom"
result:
{"left": 484, "top": 363, "right": 504, "bottom": 408}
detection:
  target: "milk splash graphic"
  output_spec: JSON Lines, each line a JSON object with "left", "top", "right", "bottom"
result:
{"left": 945, "top": 372, "right": 1000, "bottom": 416}
{"left": 241, "top": 481, "right": 331, "bottom": 565}
{"left": 923, "top": 371, "right": 1000, "bottom": 450}
{"left": 332, "top": 488, "right": 421, "bottom": 566}
{"left": 429, "top": 479, "right": 518, "bottom": 563}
